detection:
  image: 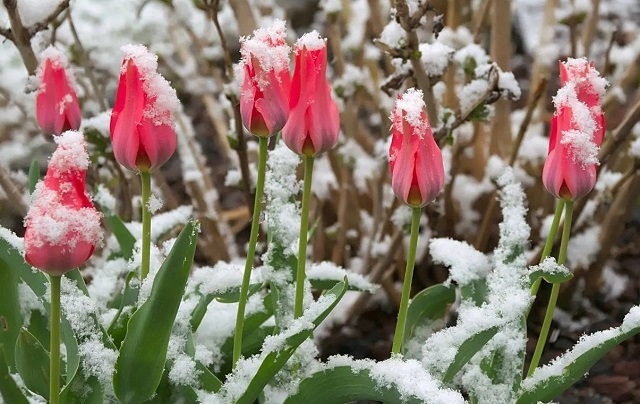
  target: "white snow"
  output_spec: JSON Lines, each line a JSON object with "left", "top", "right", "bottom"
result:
{"left": 296, "top": 31, "right": 326, "bottom": 51}
{"left": 429, "top": 238, "right": 490, "bottom": 286}
{"left": 120, "top": 44, "right": 180, "bottom": 126}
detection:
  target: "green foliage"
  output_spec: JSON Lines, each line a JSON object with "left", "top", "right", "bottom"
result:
{"left": 14, "top": 328, "right": 51, "bottom": 399}
{"left": 403, "top": 283, "right": 455, "bottom": 350}
{"left": 113, "top": 221, "right": 198, "bottom": 403}
{"left": 285, "top": 366, "right": 425, "bottom": 404}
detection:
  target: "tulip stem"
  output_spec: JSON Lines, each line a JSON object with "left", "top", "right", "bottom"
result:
{"left": 233, "top": 137, "right": 268, "bottom": 367}
{"left": 391, "top": 207, "right": 421, "bottom": 354}
{"left": 527, "top": 200, "right": 574, "bottom": 377}
{"left": 530, "top": 199, "right": 566, "bottom": 297}
{"left": 294, "top": 155, "right": 314, "bottom": 319}
{"left": 140, "top": 170, "right": 151, "bottom": 280}
{"left": 49, "top": 275, "right": 61, "bottom": 404}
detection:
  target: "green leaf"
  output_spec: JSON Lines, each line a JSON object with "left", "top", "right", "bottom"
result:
{"left": 403, "top": 283, "right": 456, "bottom": 349}
{"left": 442, "top": 326, "right": 500, "bottom": 384}
{"left": 60, "top": 369, "right": 104, "bottom": 403}
{"left": 468, "top": 104, "right": 491, "bottom": 122}
{"left": 460, "top": 279, "right": 489, "bottom": 307}
{"left": 516, "top": 314, "right": 640, "bottom": 404}
{"left": 107, "top": 272, "right": 139, "bottom": 348}
{"left": 14, "top": 328, "right": 51, "bottom": 400}
{"left": 0, "top": 252, "right": 23, "bottom": 371}
{"left": 285, "top": 366, "right": 424, "bottom": 404}
{"left": 309, "top": 278, "right": 375, "bottom": 293}
{"left": 28, "top": 160, "right": 40, "bottom": 194}
{"left": 216, "top": 294, "right": 275, "bottom": 375}
{"left": 233, "top": 279, "right": 348, "bottom": 404}
{"left": 102, "top": 214, "right": 136, "bottom": 260}
{"left": 113, "top": 221, "right": 198, "bottom": 404}
{"left": 0, "top": 345, "right": 29, "bottom": 404}
{"left": 529, "top": 267, "right": 573, "bottom": 285}
{"left": 0, "top": 238, "right": 80, "bottom": 384}
{"left": 197, "top": 360, "right": 222, "bottom": 393}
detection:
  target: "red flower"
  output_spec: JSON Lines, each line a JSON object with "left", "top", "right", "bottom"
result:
{"left": 36, "top": 47, "right": 81, "bottom": 136}
{"left": 542, "top": 58, "right": 607, "bottom": 200}
{"left": 282, "top": 31, "right": 340, "bottom": 157}
{"left": 240, "top": 20, "right": 291, "bottom": 137}
{"left": 24, "top": 131, "right": 101, "bottom": 275}
{"left": 389, "top": 88, "right": 444, "bottom": 208}
{"left": 110, "top": 44, "right": 179, "bottom": 172}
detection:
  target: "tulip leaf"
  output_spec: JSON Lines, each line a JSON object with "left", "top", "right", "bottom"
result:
{"left": 442, "top": 326, "right": 500, "bottom": 384}
{"left": 529, "top": 266, "right": 573, "bottom": 285}
{"left": 59, "top": 368, "right": 104, "bottom": 403}
{"left": 107, "top": 271, "right": 139, "bottom": 348}
{"left": 189, "top": 282, "right": 263, "bottom": 331}
{"left": 14, "top": 328, "right": 51, "bottom": 400}
{"left": 233, "top": 279, "right": 348, "bottom": 404}
{"left": 284, "top": 366, "right": 424, "bottom": 404}
{"left": 0, "top": 345, "right": 29, "bottom": 404}
{"left": 0, "top": 251, "right": 23, "bottom": 371}
{"left": 102, "top": 213, "right": 136, "bottom": 260}
{"left": 516, "top": 312, "right": 640, "bottom": 404}
{"left": 0, "top": 238, "right": 80, "bottom": 384}
{"left": 216, "top": 293, "right": 275, "bottom": 376}
{"left": 113, "top": 221, "right": 198, "bottom": 404}
{"left": 403, "top": 283, "right": 456, "bottom": 350}
{"left": 28, "top": 159, "right": 40, "bottom": 194}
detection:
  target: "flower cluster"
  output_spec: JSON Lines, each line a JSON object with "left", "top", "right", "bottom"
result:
{"left": 239, "top": 23, "right": 341, "bottom": 157}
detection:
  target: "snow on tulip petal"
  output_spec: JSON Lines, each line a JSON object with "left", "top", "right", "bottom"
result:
{"left": 282, "top": 31, "right": 340, "bottom": 157}
{"left": 388, "top": 88, "right": 444, "bottom": 208}
{"left": 542, "top": 58, "right": 607, "bottom": 201}
{"left": 110, "top": 44, "right": 179, "bottom": 172}
{"left": 239, "top": 19, "right": 291, "bottom": 137}
{"left": 36, "top": 46, "right": 82, "bottom": 136}
{"left": 24, "top": 131, "right": 101, "bottom": 276}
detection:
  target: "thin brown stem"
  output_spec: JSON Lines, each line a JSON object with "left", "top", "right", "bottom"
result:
{"left": 474, "top": 78, "right": 547, "bottom": 250}
{"left": 208, "top": 0, "right": 253, "bottom": 211}
{"left": 66, "top": 10, "right": 107, "bottom": 111}
{"left": 0, "top": 166, "right": 27, "bottom": 216}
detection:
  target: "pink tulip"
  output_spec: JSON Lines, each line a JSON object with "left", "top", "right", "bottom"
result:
{"left": 240, "top": 20, "right": 291, "bottom": 137}
{"left": 110, "top": 44, "right": 179, "bottom": 172}
{"left": 24, "top": 131, "right": 101, "bottom": 276}
{"left": 36, "top": 47, "right": 81, "bottom": 136}
{"left": 282, "top": 31, "right": 340, "bottom": 157}
{"left": 389, "top": 88, "right": 444, "bottom": 208}
{"left": 542, "top": 58, "right": 606, "bottom": 200}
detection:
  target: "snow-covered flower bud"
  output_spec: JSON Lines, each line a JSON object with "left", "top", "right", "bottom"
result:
{"left": 542, "top": 58, "right": 607, "bottom": 201}
{"left": 36, "top": 47, "right": 82, "bottom": 136}
{"left": 239, "top": 19, "right": 291, "bottom": 137}
{"left": 282, "top": 31, "right": 340, "bottom": 157}
{"left": 389, "top": 88, "right": 444, "bottom": 208}
{"left": 24, "top": 131, "right": 101, "bottom": 275}
{"left": 110, "top": 44, "right": 180, "bottom": 173}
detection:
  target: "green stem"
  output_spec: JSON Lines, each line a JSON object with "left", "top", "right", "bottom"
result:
{"left": 49, "top": 275, "right": 61, "bottom": 404}
{"left": 530, "top": 199, "right": 566, "bottom": 297}
{"left": 140, "top": 170, "right": 152, "bottom": 280}
{"left": 294, "top": 155, "right": 314, "bottom": 319}
{"left": 391, "top": 207, "right": 421, "bottom": 354}
{"left": 527, "top": 201, "right": 574, "bottom": 377}
{"left": 233, "top": 137, "right": 268, "bottom": 367}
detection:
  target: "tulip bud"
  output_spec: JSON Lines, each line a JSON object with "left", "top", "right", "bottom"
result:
{"left": 24, "top": 131, "right": 101, "bottom": 275}
{"left": 110, "top": 44, "right": 180, "bottom": 172}
{"left": 36, "top": 46, "right": 82, "bottom": 136}
{"left": 542, "top": 58, "right": 607, "bottom": 201}
{"left": 239, "top": 19, "right": 291, "bottom": 137}
{"left": 389, "top": 88, "right": 444, "bottom": 208}
{"left": 282, "top": 31, "right": 340, "bottom": 157}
